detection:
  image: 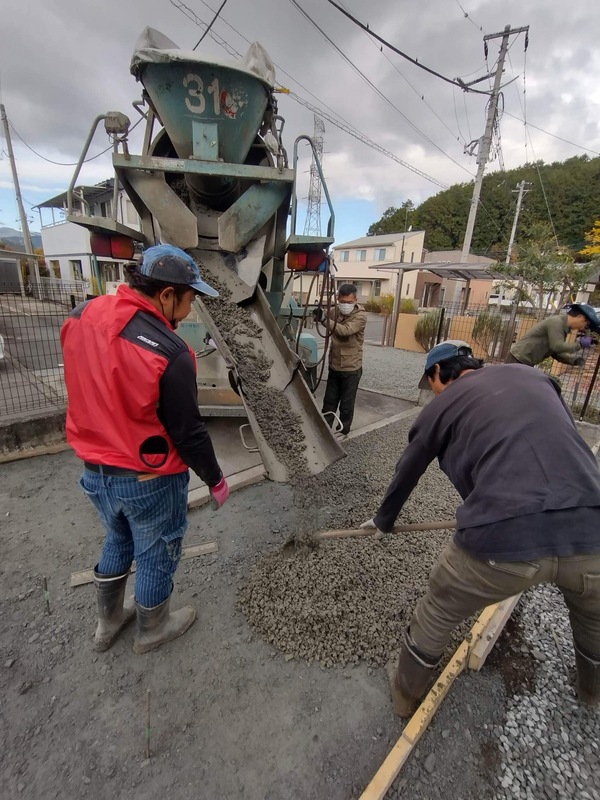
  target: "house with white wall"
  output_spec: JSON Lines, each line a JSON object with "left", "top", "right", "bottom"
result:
{"left": 35, "top": 179, "right": 140, "bottom": 289}
{"left": 331, "top": 232, "right": 425, "bottom": 301}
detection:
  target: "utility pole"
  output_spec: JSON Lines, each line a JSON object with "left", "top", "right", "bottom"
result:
{"left": 460, "top": 24, "right": 529, "bottom": 265}
{"left": 1, "top": 103, "right": 39, "bottom": 281}
{"left": 505, "top": 180, "right": 532, "bottom": 332}
{"left": 304, "top": 115, "right": 325, "bottom": 237}
{"left": 505, "top": 180, "right": 531, "bottom": 266}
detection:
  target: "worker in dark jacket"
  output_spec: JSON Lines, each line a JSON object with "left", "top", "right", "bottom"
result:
{"left": 317, "top": 283, "right": 367, "bottom": 436}
{"left": 61, "top": 245, "right": 230, "bottom": 655}
{"left": 508, "top": 304, "right": 599, "bottom": 366}
{"left": 362, "top": 340, "right": 600, "bottom": 716}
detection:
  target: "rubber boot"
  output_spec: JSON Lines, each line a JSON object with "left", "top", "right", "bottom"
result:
{"left": 574, "top": 640, "right": 600, "bottom": 707}
{"left": 93, "top": 567, "right": 136, "bottom": 652}
{"left": 387, "top": 629, "right": 440, "bottom": 718}
{"left": 133, "top": 596, "right": 196, "bottom": 655}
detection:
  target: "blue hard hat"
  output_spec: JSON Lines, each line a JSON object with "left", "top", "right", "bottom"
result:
{"left": 140, "top": 244, "right": 218, "bottom": 298}
{"left": 568, "top": 303, "right": 600, "bottom": 333}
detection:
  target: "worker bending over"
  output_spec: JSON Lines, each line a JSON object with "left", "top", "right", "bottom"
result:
{"left": 362, "top": 340, "right": 600, "bottom": 716}
{"left": 508, "top": 303, "right": 599, "bottom": 367}
{"left": 61, "top": 245, "right": 229, "bottom": 655}
{"left": 317, "top": 283, "right": 367, "bottom": 437}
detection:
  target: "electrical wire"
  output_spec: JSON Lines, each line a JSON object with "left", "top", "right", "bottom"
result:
{"left": 168, "top": 0, "right": 450, "bottom": 188}
{"left": 324, "top": 0, "right": 491, "bottom": 95}
{"left": 193, "top": 0, "right": 229, "bottom": 50}
{"left": 7, "top": 116, "right": 143, "bottom": 167}
{"left": 336, "top": 0, "right": 466, "bottom": 149}
{"left": 287, "top": 0, "right": 475, "bottom": 177}
{"left": 453, "top": 0, "right": 483, "bottom": 32}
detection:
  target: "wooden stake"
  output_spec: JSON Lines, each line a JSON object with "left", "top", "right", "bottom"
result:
{"left": 145, "top": 688, "right": 151, "bottom": 760}
{"left": 42, "top": 577, "right": 51, "bottom": 615}
{"left": 360, "top": 597, "right": 517, "bottom": 800}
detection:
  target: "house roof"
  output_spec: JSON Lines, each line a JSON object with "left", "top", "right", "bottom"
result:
{"left": 334, "top": 231, "right": 424, "bottom": 249}
{"left": 424, "top": 250, "right": 496, "bottom": 265}
{"left": 34, "top": 179, "right": 116, "bottom": 210}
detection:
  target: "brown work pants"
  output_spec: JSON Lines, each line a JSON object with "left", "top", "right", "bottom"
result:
{"left": 410, "top": 540, "right": 600, "bottom": 659}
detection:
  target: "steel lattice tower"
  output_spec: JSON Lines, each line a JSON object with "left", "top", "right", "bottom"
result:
{"left": 303, "top": 115, "right": 325, "bottom": 237}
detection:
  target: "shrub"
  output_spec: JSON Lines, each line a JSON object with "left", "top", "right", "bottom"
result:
{"left": 399, "top": 298, "right": 417, "bottom": 314}
{"left": 472, "top": 310, "right": 509, "bottom": 356}
{"left": 414, "top": 309, "right": 441, "bottom": 351}
{"left": 379, "top": 293, "right": 395, "bottom": 315}
{"left": 364, "top": 299, "right": 382, "bottom": 313}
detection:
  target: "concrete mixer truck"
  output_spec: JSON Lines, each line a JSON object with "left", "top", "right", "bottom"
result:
{"left": 64, "top": 28, "right": 344, "bottom": 482}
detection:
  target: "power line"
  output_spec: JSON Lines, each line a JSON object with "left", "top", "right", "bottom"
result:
{"left": 7, "top": 116, "right": 143, "bottom": 166}
{"left": 168, "top": 0, "right": 450, "bottom": 188}
{"left": 287, "top": 0, "right": 475, "bottom": 176}
{"left": 453, "top": 0, "right": 483, "bottom": 32}
{"left": 338, "top": 0, "right": 466, "bottom": 150}
{"left": 324, "top": 0, "right": 491, "bottom": 95}
{"left": 193, "top": 0, "right": 229, "bottom": 50}
{"left": 502, "top": 110, "right": 600, "bottom": 157}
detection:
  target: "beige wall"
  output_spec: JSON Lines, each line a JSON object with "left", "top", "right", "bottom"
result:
{"left": 333, "top": 232, "right": 425, "bottom": 296}
{"left": 394, "top": 313, "right": 425, "bottom": 352}
{"left": 469, "top": 279, "right": 495, "bottom": 305}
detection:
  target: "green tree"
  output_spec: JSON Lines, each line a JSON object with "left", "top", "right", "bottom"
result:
{"left": 367, "top": 200, "right": 416, "bottom": 236}
{"left": 494, "top": 223, "right": 599, "bottom": 315}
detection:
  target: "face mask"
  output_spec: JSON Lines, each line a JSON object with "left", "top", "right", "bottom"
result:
{"left": 338, "top": 302, "right": 355, "bottom": 316}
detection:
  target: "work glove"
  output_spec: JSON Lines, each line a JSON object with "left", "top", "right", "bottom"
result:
{"left": 574, "top": 357, "right": 586, "bottom": 367}
{"left": 578, "top": 336, "right": 594, "bottom": 348}
{"left": 209, "top": 476, "right": 230, "bottom": 510}
{"left": 312, "top": 306, "right": 325, "bottom": 323}
{"left": 360, "top": 518, "right": 386, "bottom": 539}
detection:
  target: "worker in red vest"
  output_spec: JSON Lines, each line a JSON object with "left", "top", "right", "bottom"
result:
{"left": 61, "top": 244, "right": 230, "bottom": 654}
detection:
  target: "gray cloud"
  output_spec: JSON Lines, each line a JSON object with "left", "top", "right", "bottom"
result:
{"left": 1, "top": 0, "right": 598, "bottom": 212}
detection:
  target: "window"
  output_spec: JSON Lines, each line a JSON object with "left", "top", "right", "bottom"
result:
{"left": 376, "top": 248, "right": 386, "bottom": 261}
{"left": 406, "top": 283, "right": 410, "bottom": 296}
{"left": 410, "top": 251, "right": 415, "bottom": 263}
{"left": 340, "top": 250, "right": 349, "bottom": 262}
{"left": 50, "top": 260, "right": 61, "bottom": 279}
{"left": 354, "top": 282, "right": 362, "bottom": 294}
{"left": 99, "top": 201, "right": 110, "bottom": 218}
{"left": 373, "top": 280, "right": 381, "bottom": 297}
{"left": 357, "top": 249, "right": 367, "bottom": 261}
{"left": 70, "top": 259, "right": 83, "bottom": 281}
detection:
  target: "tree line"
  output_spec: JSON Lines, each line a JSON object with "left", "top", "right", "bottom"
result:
{"left": 367, "top": 154, "right": 600, "bottom": 257}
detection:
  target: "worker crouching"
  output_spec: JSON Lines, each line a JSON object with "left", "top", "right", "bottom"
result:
{"left": 61, "top": 245, "right": 230, "bottom": 654}
{"left": 362, "top": 340, "right": 600, "bottom": 715}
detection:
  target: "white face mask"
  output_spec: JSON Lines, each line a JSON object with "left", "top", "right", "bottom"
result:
{"left": 338, "top": 302, "right": 355, "bottom": 316}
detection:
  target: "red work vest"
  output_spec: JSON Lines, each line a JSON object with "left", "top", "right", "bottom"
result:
{"left": 61, "top": 285, "right": 192, "bottom": 474}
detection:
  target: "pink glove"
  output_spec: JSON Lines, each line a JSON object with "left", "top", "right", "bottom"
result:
{"left": 209, "top": 476, "right": 230, "bottom": 510}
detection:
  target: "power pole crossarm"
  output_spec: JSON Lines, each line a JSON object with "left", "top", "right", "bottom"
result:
{"left": 460, "top": 24, "right": 529, "bottom": 264}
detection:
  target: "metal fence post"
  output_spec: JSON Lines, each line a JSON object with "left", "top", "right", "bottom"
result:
{"left": 579, "top": 350, "right": 600, "bottom": 422}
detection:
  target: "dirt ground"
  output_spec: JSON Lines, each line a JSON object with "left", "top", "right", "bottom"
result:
{"left": 2, "top": 424, "right": 599, "bottom": 800}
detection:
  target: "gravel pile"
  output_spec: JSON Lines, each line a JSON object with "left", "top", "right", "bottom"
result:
{"left": 239, "top": 416, "right": 466, "bottom": 666}
{"left": 492, "top": 585, "right": 600, "bottom": 800}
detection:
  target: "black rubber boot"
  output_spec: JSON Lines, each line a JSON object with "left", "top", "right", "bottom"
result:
{"left": 387, "top": 629, "right": 440, "bottom": 718}
{"left": 93, "top": 567, "right": 135, "bottom": 652}
{"left": 133, "top": 596, "right": 196, "bottom": 655}
{"left": 574, "top": 640, "right": 600, "bottom": 707}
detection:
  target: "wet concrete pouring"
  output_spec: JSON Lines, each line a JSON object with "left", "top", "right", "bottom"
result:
{"left": 3, "top": 410, "right": 600, "bottom": 798}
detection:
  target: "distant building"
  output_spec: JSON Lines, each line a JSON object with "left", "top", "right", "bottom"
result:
{"left": 331, "top": 232, "right": 425, "bottom": 301}
{"left": 418, "top": 250, "right": 496, "bottom": 307}
{"left": 34, "top": 179, "right": 140, "bottom": 287}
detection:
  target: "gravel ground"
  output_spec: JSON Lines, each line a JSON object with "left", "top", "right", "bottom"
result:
{"left": 361, "top": 345, "right": 426, "bottom": 402}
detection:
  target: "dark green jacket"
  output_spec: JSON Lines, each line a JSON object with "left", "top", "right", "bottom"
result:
{"left": 510, "top": 315, "right": 583, "bottom": 366}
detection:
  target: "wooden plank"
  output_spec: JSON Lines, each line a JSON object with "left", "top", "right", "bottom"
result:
{"left": 360, "top": 598, "right": 513, "bottom": 800}
{"left": 187, "top": 465, "right": 265, "bottom": 510}
{"left": 317, "top": 520, "right": 456, "bottom": 540}
{"left": 468, "top": 593, "right": 522, "bottom": 671}
{"left": 70, "top": 541, "right": 218, "bottom": 588}
{"left": 0, "top": 442, "right": 71, "bottom": 464}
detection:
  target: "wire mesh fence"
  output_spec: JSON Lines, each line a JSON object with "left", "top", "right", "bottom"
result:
{"left": 0, "top": 281, "right": 89, "bottom": 418}
{"left": 415, "top": 302, "right": 600, "bottom": 424}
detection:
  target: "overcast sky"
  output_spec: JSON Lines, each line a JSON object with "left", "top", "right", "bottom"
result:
{"left": 1, "top": 0, "right": 599, "bottom": 245}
